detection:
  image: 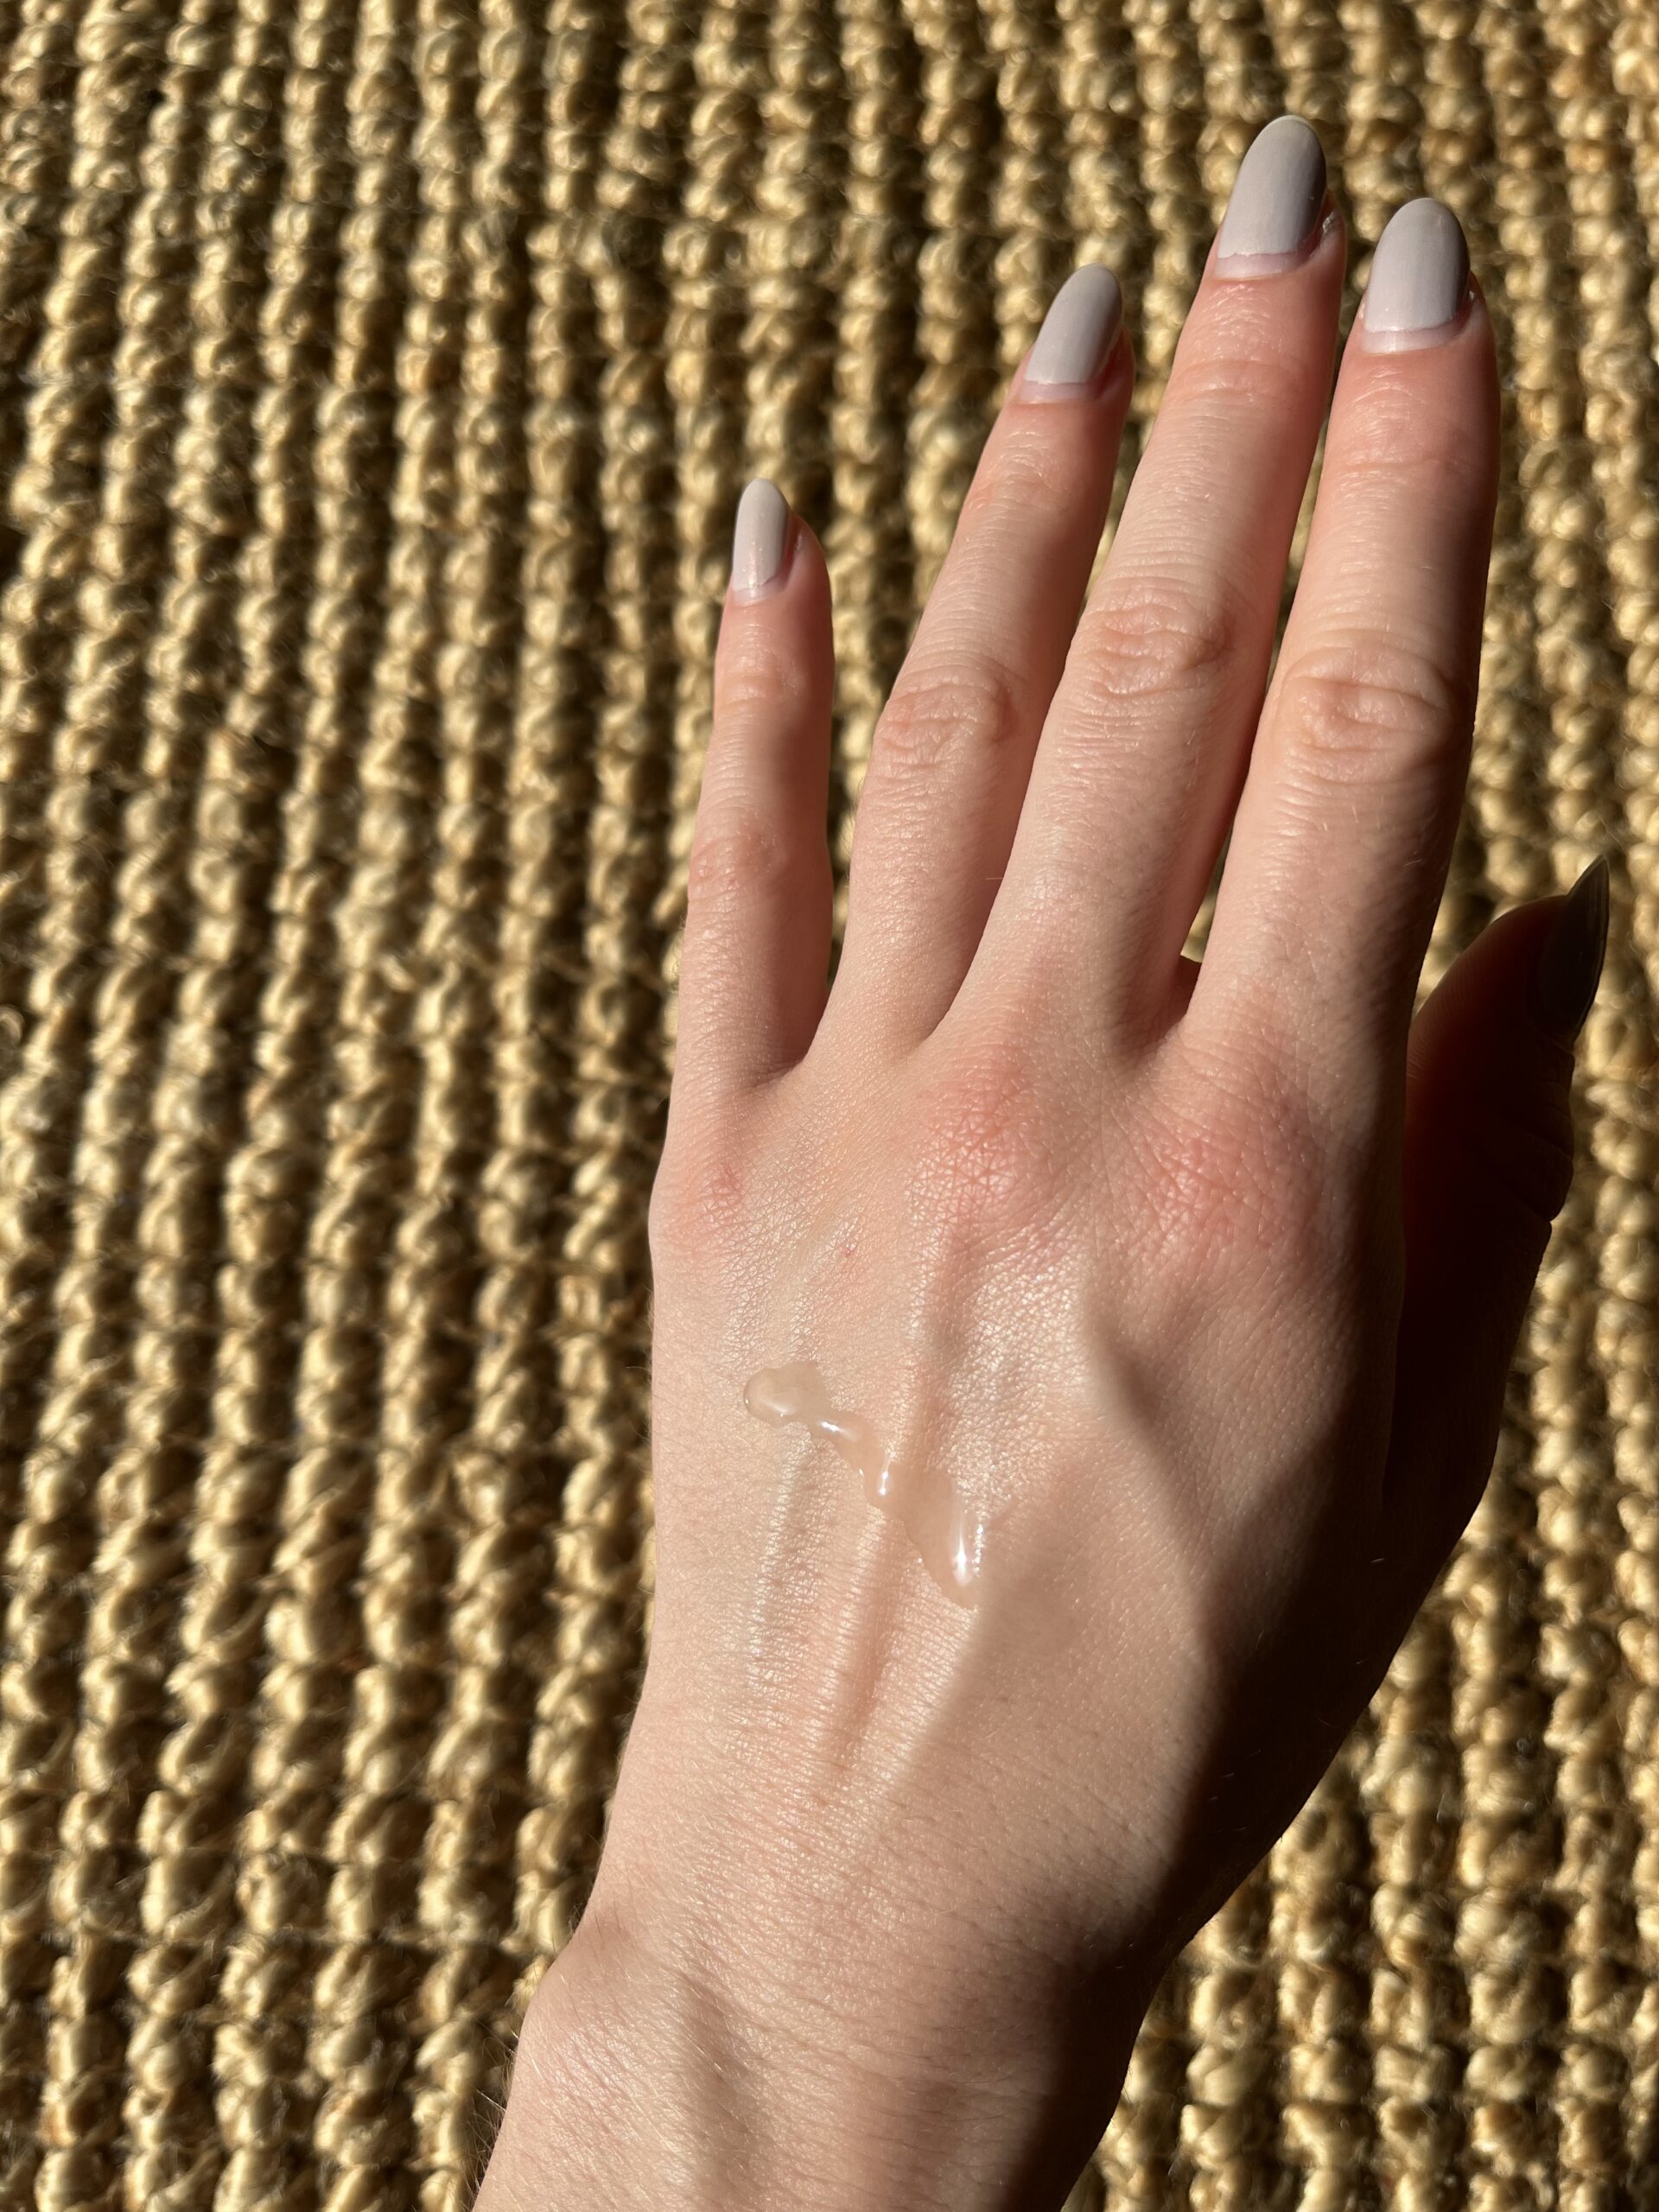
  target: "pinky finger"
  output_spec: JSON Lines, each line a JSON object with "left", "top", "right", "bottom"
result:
{"left": 672, "top": 480, "right": 836, "bottom": 1107}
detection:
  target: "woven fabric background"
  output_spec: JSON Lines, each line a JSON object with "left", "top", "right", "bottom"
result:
{"left": 0, "top": 0, "right": 1654, "bottom": 2205}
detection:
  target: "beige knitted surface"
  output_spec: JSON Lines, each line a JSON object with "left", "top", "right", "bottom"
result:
{"left": 0, "top": 0, "right": 1655, "bottom": 2205}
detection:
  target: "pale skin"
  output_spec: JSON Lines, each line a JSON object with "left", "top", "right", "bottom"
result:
{"left": 479, "top": 124, "right": 1605, "bottom": 2212}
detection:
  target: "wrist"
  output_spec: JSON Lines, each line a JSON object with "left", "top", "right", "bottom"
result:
{"left": 478, "top": 1885, "right": 1151, "bottom": 2212}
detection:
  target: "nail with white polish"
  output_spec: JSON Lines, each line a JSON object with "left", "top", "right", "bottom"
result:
{"left": 1215, "top": 115, "right": 1328, "bottom": 272}
{"left": 1360, "top": 198, "right": 1471, "bottom": 349}
{"left": 1021, "top": 265, "right": 1124, "bottom": 397}
{"left": 730, "top": 478, "right": 791, "bottom": 601}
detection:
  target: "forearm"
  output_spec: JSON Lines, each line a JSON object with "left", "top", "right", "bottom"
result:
{"left": 476, "top": 1882, "right": 1152, "bottom": 2212}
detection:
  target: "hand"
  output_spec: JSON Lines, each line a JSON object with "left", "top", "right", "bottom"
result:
{"left": 478, "top": 118, "right": 1607, "bottom": 2212}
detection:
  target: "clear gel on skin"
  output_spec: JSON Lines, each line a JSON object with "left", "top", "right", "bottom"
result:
{"left": 744, "top": 1360, "right": 989, "bottom": 1607}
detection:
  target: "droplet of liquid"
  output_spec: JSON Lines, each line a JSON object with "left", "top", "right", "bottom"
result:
{"left": 743, "top": 1361, "right": 988, "bottom": 1608}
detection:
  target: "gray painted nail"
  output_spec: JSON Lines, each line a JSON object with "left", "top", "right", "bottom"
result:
{"left": 1023, "top": 266, "right": 1123, "bottom": 390}
{"left": 1533, "top": 855, "right": 1610, "bottom": 1039}
{"left": 1363, "top": 198, "right": 1470, "bottom": 339}
{"left": 1216, "top": 116, "right": 1326, "bottom": 264}
{"left": 731, "top": 478, "right": 790, "bottom": 599}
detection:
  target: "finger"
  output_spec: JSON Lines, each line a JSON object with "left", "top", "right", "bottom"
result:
{"left": 1381, "top": 861, "right": 1607, "bottom": 1600}
{"left": 969, "top": 117, "right": 1343, "bottom": 1035}
{"left": 673, "top": 480, "right": 836, "bottom": 1105}
{"left": 830, "top": 264, "right": 1132, "bottom": 1051}
{"left": 1191, "top": 200, "right": 1501, "bottom": 1116}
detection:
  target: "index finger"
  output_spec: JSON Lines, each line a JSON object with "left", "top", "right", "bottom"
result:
{"left": 1186, "top": 200, "right": 1500, "bottom": 1130}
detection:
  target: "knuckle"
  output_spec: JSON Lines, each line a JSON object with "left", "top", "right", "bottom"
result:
{"left": 965, "top": 421, "right": 1082, "bottom": 516}
{"left": 872, "top": 651, "right": 1030, "bottom": 782}
{"left": 715, "top": 622, "right": 818, "bottom": 725}
{"left": 1144, "top": 1056, "right": 1353, "bottom": 1295}
{"left": 1175, "top": 350, "right": 1273, "bottom": 410}
{"left": 1338, "top": 387, "right": 1488, "bottom": 503}
{"left": 684, "top": 807, "right": 794, "bottom": 920}
{"left": 1172, "top": 343, "right": 1313, "bottom": 423}
{"left": 1273, "top": 635, "right": 1473, "bottom": 788}
{"left": 909, "top": 1034, "right": 1051, "bottom": 1240}
{"left": 1455, "top": 1102, "right": 1577, "bottom": 1241}
{"left": 648, "top": 1119, "right": 748, "bottom": 1268}
{"left": 1076, "top": 569, "right": 1252, "bottom": 708}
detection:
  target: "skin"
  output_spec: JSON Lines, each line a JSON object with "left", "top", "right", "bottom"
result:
{"left": 478, "top": 173, "right": 1593, "bottom": 2212}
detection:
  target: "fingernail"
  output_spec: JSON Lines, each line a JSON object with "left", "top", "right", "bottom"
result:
{"left": 1360, "top": 198, "right": 1471, "bottom": 348}
{"left": 730, "top": 478, "right": 791, "bottom": 601}
{"left": 1215, "top": 115, "right": 1327, "bottom": 270}
{"left": 1533, "top": 856, "right": 1610, "bottom": 1039}
{"left": 1021, "top": 265, "right": 1123, "bottom": 396}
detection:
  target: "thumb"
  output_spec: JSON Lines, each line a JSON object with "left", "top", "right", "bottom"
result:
{"left": 1383, "top": 860, "right": 1609, "bottom": 1580}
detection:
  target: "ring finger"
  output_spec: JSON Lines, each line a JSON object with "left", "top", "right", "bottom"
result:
{"left": 828, "top": 265, "right": 1135, "bottom": 1053}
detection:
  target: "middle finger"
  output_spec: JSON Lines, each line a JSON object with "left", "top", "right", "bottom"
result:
{"left": 965, "top": 116, "right": 1344, "bottom": 1039}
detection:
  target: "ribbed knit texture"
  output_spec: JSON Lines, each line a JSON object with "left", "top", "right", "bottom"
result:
{"left": 0, "top": 2, "right": 1653, "bottom": 2205}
